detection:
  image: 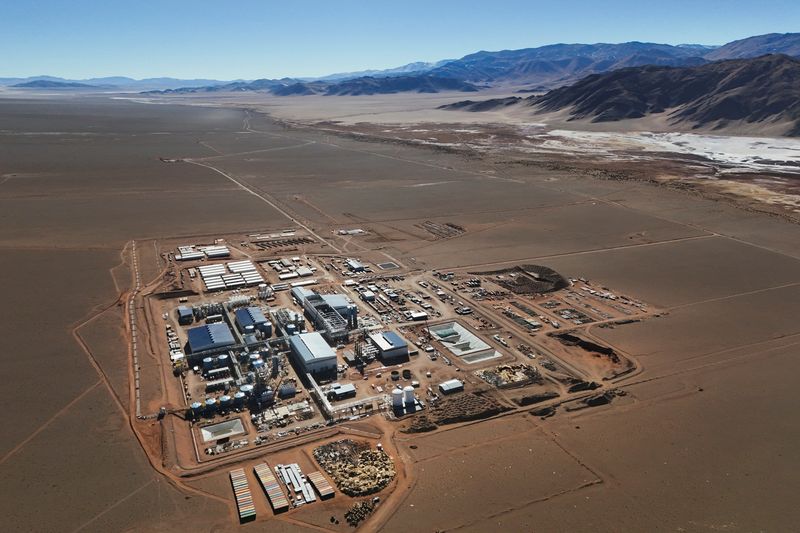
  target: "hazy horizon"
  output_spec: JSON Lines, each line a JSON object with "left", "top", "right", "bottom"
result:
{"left": 2, "top": 0, "right": 798, "bottom": 80}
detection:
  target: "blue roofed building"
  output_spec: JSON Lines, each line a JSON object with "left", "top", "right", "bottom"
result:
{"left": 234, "top": 306, "right": 272, "bottom": 336}
{"left": 186, "top": 323, "right": 236, "bottom": 357}
{"left": 288, "top": 332, "right": 338, "bottom": 378}
{"left": 176, "top": 306, "right": 194, "bottom": 325}
{"left": 369, "top": 330, "right": 409, "bottom": 363}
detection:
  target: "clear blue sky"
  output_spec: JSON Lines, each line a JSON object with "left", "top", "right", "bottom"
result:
{"left": 2, "top": 0, "right": 798, "bottom": 79}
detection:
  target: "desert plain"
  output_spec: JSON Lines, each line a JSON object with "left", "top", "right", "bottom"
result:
{"left": 1, "top": 92, "right": 800, "bottom": 532}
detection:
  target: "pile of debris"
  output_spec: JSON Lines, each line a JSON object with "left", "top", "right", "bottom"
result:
{"left": 475, "top": 364, "right": 543, "bottom": 388}
{"left": 401, "top": 414, "right": 438, "bottom": 433}
{"left": 515, "top": 391, "right": 559, "bottom": 406}
{"left": 430, "top": 392, "right": 507, "bottom": 425}
{"left": 345, "top": 500, "right": 376, "bottom": 527}
{"left": 472, "top": 265, "right": 568, "bottom": 294}
{"left": 313, "top": 440, "right": 395, "bottom": 496}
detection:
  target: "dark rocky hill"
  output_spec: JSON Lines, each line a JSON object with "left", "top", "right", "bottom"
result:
{"left": 532, "top": 54, "right": 800, "bottom": 131}
{"left": 441, "top": 55, "right": 800, "bottom": 136}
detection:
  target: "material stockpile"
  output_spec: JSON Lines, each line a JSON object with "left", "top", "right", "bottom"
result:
{"left": 472, "top": 264, "right": 568, "bottom": 294}
{"left": 345, "top": 500, "right": 376, "bottom": 527}
{"left": 403, "top": 392, "right": 509, "bottom": 433}
{"left": 475, "top": 363, "right": 543, "bottom": 388}
{"left": 313, "top": 440, "right": 395, "bottom": 497}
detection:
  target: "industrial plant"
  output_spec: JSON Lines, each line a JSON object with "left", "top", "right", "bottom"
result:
{"left": 132, "top": 231, "right": 651, "bottom": 527}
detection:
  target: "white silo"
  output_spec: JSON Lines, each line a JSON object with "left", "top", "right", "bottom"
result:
{"left": 403, "top": 385, "right": 415, "bottom": 405}
{"left": 391, "top": 388, "right": 404, "bottom": 409}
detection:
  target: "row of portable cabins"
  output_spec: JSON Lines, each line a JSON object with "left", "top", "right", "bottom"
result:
{"left": 307, "top": 471, "right": 335, "bottom": 499}
{"left": 229, "top": 468, "right": 256, "bottom": 523}
{"left": 230, "top": 463, "right": 335, "bottom": 524}
{"left": 276, "top": 463, "right": 316, "bottom": 504}
{"left": 254, "top": 463, "right": 289, "bottom": 513}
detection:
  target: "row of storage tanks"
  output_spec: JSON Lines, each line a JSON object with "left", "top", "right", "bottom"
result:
{"left": 391, "top": 385, "right": 416, "bottom": 408}
{"left": 201, "top": 353, "right": 231, "bottom": 371}
{"left": 190, "top": 383, "right": 257, "bottom": 417}
{"left": 201, "top": 350, "right": 279, "bottom": 381}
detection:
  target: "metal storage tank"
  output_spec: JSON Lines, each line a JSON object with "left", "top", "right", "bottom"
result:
{"left": 249, "top": 354, "right": 261, "bottom": 369}
{"left": 253, "top": 359, "right": 265, "bottom": 370}
{"left": 202, "top": 357, "right": 215, "bottom": 371}
{"left": 403, "top": 385, "right": 415, "bottom": 404}
{"left": 219, "top": 395, "right": 233, "bottom": 410}
{"left": 233, "top": 391, "right": 246, "bottom": 407}
{"left": 190, "top": 401, "right": 203, "bottom": 418}
{"left": 217, "top": 354, "right": 229, "bottom": 367}
{"left": 240, "top": 384, "right": 254, "bottom": 397}
{"left": 391, "top": 388, "right": 404, "bottom": 409}
{"left": 260, "top": 388, "right": 275, "bottom": 404}
{"left": 204, "top": 397, "right": 217, "bottom": 414}
{"left": 286, "top": 324, "right": 297, "bottom": 336}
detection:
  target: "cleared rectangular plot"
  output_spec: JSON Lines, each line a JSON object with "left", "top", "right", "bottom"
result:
{"left": 543, "top": 235, "right": 800, "bottom": 307}
{"left": 408, "top": 201, "right": 708, "bottom": 268}
{"left": 481, "top": 342, "right": 800, "bottom": 533}
{"left": 593, "top": 283, "right": 800, "bottom": 368}
{"left": 382, "top": 417, "right": 597, "bottom": 533}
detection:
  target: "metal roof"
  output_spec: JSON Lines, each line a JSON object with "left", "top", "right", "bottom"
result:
{"left": 439, "top": 378, "right": 464, "bottom": 392}
{"left": 331, "top": 383, "right": 356, "bottom": 396}
{"left": 235, "top": 307, "right": 267, "bottom": 327}
{"left": 289, "top": 332, "right": 336, "bottom": 364}
{"left": 321, "top": 294, "right": 352, "bottom": 311}
{"left": 187, "top": 323, "right": 236, "bottom": 353}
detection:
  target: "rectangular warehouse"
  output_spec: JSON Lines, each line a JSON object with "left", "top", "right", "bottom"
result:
{"left": 176, "top": 306, "right": 194, "bottom": 325}
{"left": 288, "top": 332, "right": 337, "bottom": 377}
{"left": 186, "top": 323, "right": 236, "bottom": 354}
{"left": 346, "top": 258, "right": 365, "bottom": 272}
{"left": 234, "top": 306, "right": 272, "bottom": 336}
{"left": 439, "top": 379, "right": 465, "bottom": 395}
{"left": 369, "top": 331, "right": 409, "bottom": 363}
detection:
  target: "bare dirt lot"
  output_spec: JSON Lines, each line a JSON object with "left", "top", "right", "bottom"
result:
{"left": 2, "top": 94, "right": 800, "bottom": 531}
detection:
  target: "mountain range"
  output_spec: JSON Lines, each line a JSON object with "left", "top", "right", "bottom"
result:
{"left": 442, "top": 54, "right": 800, "bottom": 136}
{"left": 146, "top": 32, "right": 800, "bottom": 96}
{"left": 0, "top": 75, "right": 235, "bottom": 91}
{"left": 3, "top": 32, "right": 799, "bottom": 106}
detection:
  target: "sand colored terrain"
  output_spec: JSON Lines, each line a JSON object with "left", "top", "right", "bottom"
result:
{"left": 2, "top": 94, "right": 800, "bottom": 531}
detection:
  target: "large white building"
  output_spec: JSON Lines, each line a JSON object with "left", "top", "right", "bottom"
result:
{"left": 288, "top": 332, "right": 338, "bottom": 377}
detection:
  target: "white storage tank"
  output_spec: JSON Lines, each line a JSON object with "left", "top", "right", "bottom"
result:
{"left": 233, "top": 391, "right": 246, "bottom": 407}
{"left": 391, "top": 388, "right": 404, "bottom": 409}
{"left": 190, "top": 401, "right": 203, "bottom": 418}
{"left": 202, "top": 357, "right": 214, "bottom": 371}
{"left": 217, "top": 354, "right": 229, "bottom": 367}
{"left": 403, "top": 385, "right": 415, "bottom": 404}
{"left": 240, "top": 384, "right": 254, "bottom": 397}
{"left": 219, "top": 395, "right": 232, "bottom": 410}
{"left": 204, "top": 397, "right": 217, "bottom": 415}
